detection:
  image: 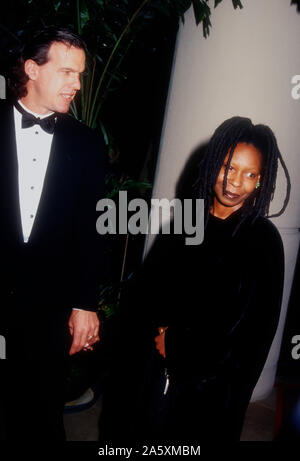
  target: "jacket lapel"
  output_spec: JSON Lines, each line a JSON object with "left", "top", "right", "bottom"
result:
{"left": 0, "top": 101, "right": 23, "bottom": 244}
{"left": 28, "top": 114, "right": 79, "bottom": 243}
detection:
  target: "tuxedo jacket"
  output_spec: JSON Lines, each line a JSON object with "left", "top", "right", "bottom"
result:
{"left": 0, "top": 99, "right": 106, "bottom": 347}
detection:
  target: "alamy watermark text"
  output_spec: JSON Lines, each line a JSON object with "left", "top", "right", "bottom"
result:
{"left": 96, "top": 191, "right": 204, "bottom": 245}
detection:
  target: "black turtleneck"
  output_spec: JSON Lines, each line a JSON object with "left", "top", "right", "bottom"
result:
{"left": 139, "top": 211, "right": 282, "bottom": 387}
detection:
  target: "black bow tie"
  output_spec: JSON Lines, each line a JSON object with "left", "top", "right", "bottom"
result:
{"left": 14, "top": 102, "right": 57, "bottom": 134}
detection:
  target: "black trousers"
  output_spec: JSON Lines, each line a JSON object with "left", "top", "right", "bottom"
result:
{"left": 0, "top": 297, "right": 71, "bottom": 441}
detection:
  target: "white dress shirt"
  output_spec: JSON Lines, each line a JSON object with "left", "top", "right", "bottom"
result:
{"left": 14, "top": 100, "right": 54, "bottom": 243}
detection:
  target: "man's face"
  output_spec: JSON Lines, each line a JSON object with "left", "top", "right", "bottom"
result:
{"left": 23, "top": 41, "right": 86, "bottom": 114}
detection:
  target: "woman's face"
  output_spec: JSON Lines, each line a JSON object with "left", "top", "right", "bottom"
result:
{"left": 212, "top": 142, "right": 262, "bottom": 219}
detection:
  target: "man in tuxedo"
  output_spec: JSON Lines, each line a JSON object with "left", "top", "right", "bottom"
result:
{"left": 0, "top": 27, "right": 106, "bottom": 439}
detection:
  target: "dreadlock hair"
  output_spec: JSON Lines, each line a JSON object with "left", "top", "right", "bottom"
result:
{"left": 7, "top": 26, "right": 87, "bottom": 101}
{"left": 194, "top": 116, "right": 291, "bottom": 233}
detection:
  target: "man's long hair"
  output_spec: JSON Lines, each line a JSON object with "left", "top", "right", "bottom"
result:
{"left": 7, "top": 26, "right": 87, "bottom": 100}
{"left": 195, "top": 116, "right": 291, "bottom": 230}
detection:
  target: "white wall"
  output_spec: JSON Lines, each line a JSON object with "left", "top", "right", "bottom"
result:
{"left": 0, "top": 75, "right": 5, "bottom": 99}
{"left": 147, "top": 0, "right": 300, "bottom": 400}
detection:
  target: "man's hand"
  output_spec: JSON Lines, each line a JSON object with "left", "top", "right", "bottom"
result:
{"left": 68, "top": 310, "right": 100, "bottom": 355}
{"left": 154, "top": 326, "right": 168, "bottom": 358}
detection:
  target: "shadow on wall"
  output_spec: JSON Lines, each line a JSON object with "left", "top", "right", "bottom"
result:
{"left": 175, "top": 141, "right": 209, "bottom": 201}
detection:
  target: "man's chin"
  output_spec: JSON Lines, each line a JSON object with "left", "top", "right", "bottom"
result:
{"left": 55, "top": 98, "right": 74, "bottom": 113}
{"left": 56, "top": 105, "right": 71, "bottom": 114}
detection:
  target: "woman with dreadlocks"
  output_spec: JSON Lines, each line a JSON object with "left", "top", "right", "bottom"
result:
{"left": 137, "top": 115, "right": 291, "bottom": 442}
{"left": 100, "top": 116, "right": 290, "bottom": 443}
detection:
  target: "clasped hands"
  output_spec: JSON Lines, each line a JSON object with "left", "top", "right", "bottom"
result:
{"left": 68, "top": 309, "right": 100, "bottom": 355}
{"left": 69, "top": 312, "right": 166, "bottom": 357}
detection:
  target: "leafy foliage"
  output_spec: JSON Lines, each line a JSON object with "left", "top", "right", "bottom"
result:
{"left": 0, "top": 0, "right": 243, "bottom": 134}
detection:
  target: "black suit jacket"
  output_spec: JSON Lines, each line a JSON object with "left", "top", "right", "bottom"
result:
{"left": 0, "top": 100, "right": 106, "bottom": 355}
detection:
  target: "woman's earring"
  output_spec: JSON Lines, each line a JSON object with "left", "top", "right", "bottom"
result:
{"left": 255, "top": 181, "right": 260, "bottom": 189}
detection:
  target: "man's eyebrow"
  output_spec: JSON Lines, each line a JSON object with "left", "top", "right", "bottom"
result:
{"left": 60, "top": 67, "right": 85, "bottom": 73}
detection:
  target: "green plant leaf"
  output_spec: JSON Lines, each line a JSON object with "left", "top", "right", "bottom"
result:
{"left": 106, "top": 177, "right": 152, "bottom": 199}
{"left": 80, "top": 0, "right": 90, "bottom": 29}
{"left": 291, "top": 0, "right": 300, "bottom": 13}
{"left": 53, "top": 0, "right": 62, "bottom": 12}
{"left": 94, "top": 0, "right": 107, "bottom": 7}
{"left": 232, "top": 0, "right": 243, "bottom": 9}
{"left": 214, "top": 0, "right": 223, "bottom": 7}
{"left": 192, "top": 0, "right": 211, "bottom": 26}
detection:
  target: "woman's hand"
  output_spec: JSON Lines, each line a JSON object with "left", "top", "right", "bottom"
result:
{"left": 154, "top": 326, "right": 168, "bottom": 358}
